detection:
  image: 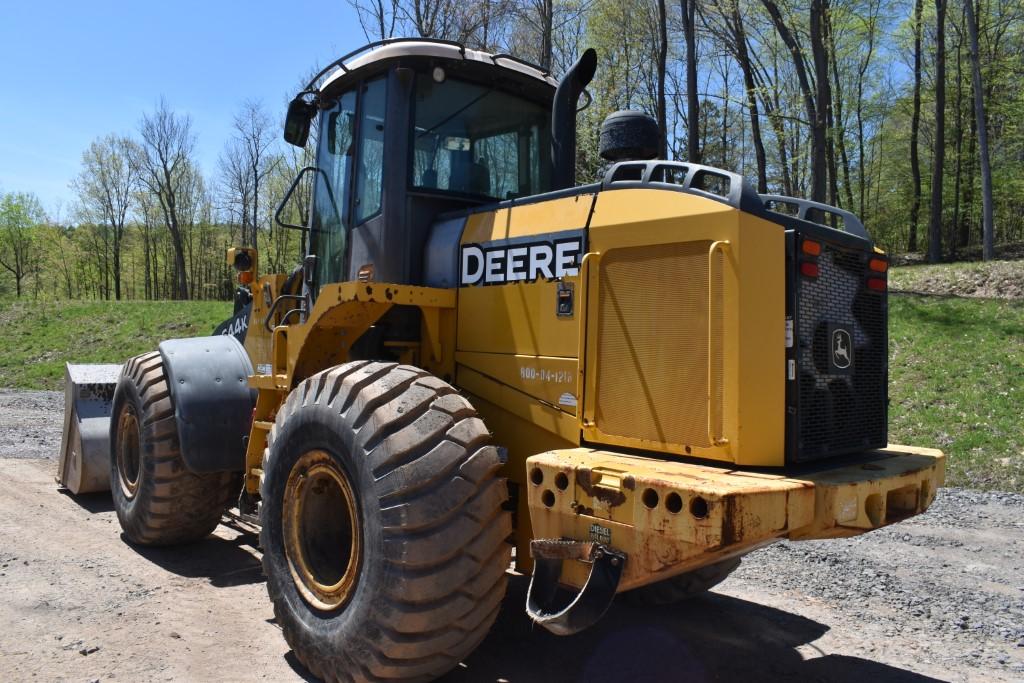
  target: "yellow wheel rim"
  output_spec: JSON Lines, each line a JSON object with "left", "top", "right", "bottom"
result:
{"left": 283, "top": 450, "right": 362, "bottom": 611}
{"left": 116, "top": 408, "right": 141, "bottom": 498}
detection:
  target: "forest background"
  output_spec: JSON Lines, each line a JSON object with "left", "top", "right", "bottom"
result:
{"left": 1, "top": 0, "right": 1021, "bottom": 301}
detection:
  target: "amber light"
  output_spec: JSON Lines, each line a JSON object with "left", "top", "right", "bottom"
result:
{"left": 869, "top": 258, "right": 888, "bottom": 273}
{"left": 238, "top": 271, "right": 254, "bottom": 284}
{"left": 802, "top": 239, "right": 822, "bottom": 256}
{"left": 800, "top": 262, "right": 820, "bottom": 278}
{"left": 867, "top": 277, "right": 886, "bottom": 292}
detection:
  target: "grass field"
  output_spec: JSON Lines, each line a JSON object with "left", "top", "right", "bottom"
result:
{"left": 1, "top": 263, "right": 1021, "bottom": 491}
{"left": 888, "top": 293, "right": 1023, "bottom": 491}
{"left": 0, "top": 299, "right": 231, "bottom": 390}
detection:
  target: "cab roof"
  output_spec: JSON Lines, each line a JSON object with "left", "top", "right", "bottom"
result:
{"left": 313, "top": 38, "right": 558, "bottom": 94}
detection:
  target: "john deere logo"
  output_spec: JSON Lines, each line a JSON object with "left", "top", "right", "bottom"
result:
{"left": 832, "top": 328, "right": 852, "bottom": 370}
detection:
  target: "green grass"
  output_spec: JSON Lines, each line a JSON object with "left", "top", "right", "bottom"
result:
{"left": 0, "top": 299, "right": 232, "bottom": 390}
{"left": 889, "top": 293, "right": 1024, "bottom": 491}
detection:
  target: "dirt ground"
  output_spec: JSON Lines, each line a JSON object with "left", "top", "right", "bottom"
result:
{"left": 1, "top": 389, "right": 1022, "bottom": 682}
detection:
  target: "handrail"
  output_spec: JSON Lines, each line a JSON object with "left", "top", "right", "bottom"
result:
{"left": 489, "top": 53, "right": 551, "bottom": 77}
{"left": 263, "top": 294, "right": 307, "bottom": 333}
{"left": 274, "top": 166, "right": 342, "bottom": 233}
{"left": 759, "top": 194, "right": 869, "bottom": 240}
{"left": 576, "top": 251, "right": 601, "bottom": 428}
{"left": 707, "top": 240, "right": 731, "bottom": 447}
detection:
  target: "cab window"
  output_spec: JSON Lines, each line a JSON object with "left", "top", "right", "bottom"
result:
{"left": 355, "top": 77, "right": 386, "bottom": 223}
{"left": 411, "top": 76, "right": 551, "bottom": 200}
{"left": 311, "top": 89, "right": 356, "bottom": 288}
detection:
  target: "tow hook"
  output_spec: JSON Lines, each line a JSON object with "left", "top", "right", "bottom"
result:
{"left": 525, "top": 539, "right": 627, "bottom": 636}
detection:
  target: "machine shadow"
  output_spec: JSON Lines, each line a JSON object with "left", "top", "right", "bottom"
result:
{"left": 124, "top": 525, "right": 264, "bottom": 588}
{"left": 115, "top": 518, "right": 941, "bottom": 682}
{"left": 439, "top": 574, "right": 944, "bottom": 683}
{"left": 58, "top": 488, "right": 116, "bottom": 514}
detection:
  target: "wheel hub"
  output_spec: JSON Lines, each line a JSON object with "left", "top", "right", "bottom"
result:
{"left": 283, "top": 450, "right": 362, "bottom": 611}
{"left": 116, "top": 408, "right": 141, "bottom": 497}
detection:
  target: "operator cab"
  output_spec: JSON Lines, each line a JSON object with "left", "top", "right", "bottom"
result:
{"left": 281, "top": 40, "right": 559, "bottom": 292}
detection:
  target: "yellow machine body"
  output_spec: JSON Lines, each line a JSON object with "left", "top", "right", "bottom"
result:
{"left": 239, "top": 184, "right": 945, "bottom": 588}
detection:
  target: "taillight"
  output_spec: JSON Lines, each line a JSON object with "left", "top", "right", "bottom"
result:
{"left": 802, "top": 239, "right": 821, "bottom": 256}
{"left": 800, "top": 262, "right": 820, "bottom": 278}
{"left": 869, "top": 257, "right": 888, "bottom": 273}
{"left": 867, "top": 277, "right": 886, "bottom": 292}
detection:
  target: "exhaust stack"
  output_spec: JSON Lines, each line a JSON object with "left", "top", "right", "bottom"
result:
{"left": 551, "top": 49, "right": 598, "bottom": 191}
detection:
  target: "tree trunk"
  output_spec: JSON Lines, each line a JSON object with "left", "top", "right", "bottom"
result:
{"left": 682, "top": 0, "right": 701, "bottom": 163}
{"left": 657, "top": 0, "right": 668, "bottom": 159}
{"left": 952, "top": 8, "right": 965, "bottom": 255}
{"left": 927, "top": 0, "right": 947, "bottom": 264}
{"left": 855, "top": 10, "right": 877, "bottom": 217}
{"left": 540, "top": 0, "right": 553, "bottom": 71}
{"left": 812, "top": 0, "right": 832, "bottom": 206}
{"left": 965, "top": 0, "right": 994, "bottom": 260}
{"left": 732, "top": 6, "right": 768, "bottom": 193}
{"left": 909, "top": 0, "right": 923, "bottom": 252}
{"left": 113, "top": 233, "right": 122, "bottom": 300}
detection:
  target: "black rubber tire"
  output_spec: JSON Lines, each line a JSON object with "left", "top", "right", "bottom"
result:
{"left": 260, "top": 361, "right": 512, "bottom": 683}
{"left": 109, "top": 351, "right": 240, "bottom": 546}
{"left": 625, "top": 557, "right": 742, "bottom": 606}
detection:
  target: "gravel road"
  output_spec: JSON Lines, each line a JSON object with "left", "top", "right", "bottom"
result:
{"left": 0, "top": 389, "right": 1021, "bottom": 682}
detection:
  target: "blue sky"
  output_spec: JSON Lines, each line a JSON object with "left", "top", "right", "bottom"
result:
{"left": 0, "top": 1, "right": 367, "bottom": 214}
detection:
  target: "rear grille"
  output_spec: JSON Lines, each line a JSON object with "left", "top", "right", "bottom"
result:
{"left": 594, "top": 241, "right": 715, "bottom": 449}
{"left": 792, "top": 242, "right": 887, "bottom": 461}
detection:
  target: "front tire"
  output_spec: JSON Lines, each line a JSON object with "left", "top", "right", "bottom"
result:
{"left": 260, "top": 361, "right": 511, "bottom": 683}
{"left": 109, "top": 351, "right": 239, "bottom": 545}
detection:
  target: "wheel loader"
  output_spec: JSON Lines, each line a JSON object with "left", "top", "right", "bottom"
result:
{"left": 57, "top": 39, "right": 945, "bottom": 682}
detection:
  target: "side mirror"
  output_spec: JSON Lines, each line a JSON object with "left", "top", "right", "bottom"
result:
{"left": 284, "top": 96, "right": 316, "bottom": 147}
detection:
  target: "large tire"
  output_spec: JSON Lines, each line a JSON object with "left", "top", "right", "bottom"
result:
{"left": 626, "top": 557, "right": 742, "bottom": 606}
{"left": 260, "top": 361, "right": 511, "bottom": 683}
{"left": 109, "top": 351, "right": 239, "bottom": 545}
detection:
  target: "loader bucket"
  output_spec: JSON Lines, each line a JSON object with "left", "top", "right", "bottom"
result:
{"left": 57, "top": 363, "right": 122, "bottom": 494}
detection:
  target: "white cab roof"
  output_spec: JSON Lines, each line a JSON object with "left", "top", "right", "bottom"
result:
{"left": 319, "top": 41, "right": 558, "bottom": 92}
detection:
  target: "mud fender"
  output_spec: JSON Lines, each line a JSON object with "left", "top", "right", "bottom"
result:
{"left": 158, "top": 336, "right": 255, "bottom": 473}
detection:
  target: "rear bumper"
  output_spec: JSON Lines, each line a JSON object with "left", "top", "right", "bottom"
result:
{"left": 525, "top": 445, "right": 944, "bottom": 592}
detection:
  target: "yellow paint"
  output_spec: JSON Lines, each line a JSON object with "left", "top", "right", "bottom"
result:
{"left": 237, "top": 183, "right": 939, "bottom": 595}
{"left": 526, "top": 445, "right": 944, "bottom": 591}
{"left": 242, "top": 281, "right": 457, "bottom": 494}
{"left": 456, "top": 351, "right": 579, "bottom": 416}
{"left": 243, "top": 274, "right": 287, "bottom": 372}
{"left": 582, "top": 189, "right": 785, "bottom": 466}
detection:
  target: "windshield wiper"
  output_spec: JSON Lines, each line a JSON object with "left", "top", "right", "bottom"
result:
{"left": 417, "top": 88, "right": 495, "bottom": 139}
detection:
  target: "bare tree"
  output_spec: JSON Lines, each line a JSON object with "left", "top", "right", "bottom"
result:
{"left": 965, "top": 0, "right": 994, "bottom": 260}
{"left": 220, "top": 100, "right": 278, "bottom": 248}
{"left": 348, "top": 0, "right": 401, "bottom": 40}
{"left": 218, "top": 140, "right": 253, "bottom": 246}
{"left": 71, "top": 135, "right": 139, "bottom": 300}
{"left": 133, "top": 99, "right": 197, "bottom": 300}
